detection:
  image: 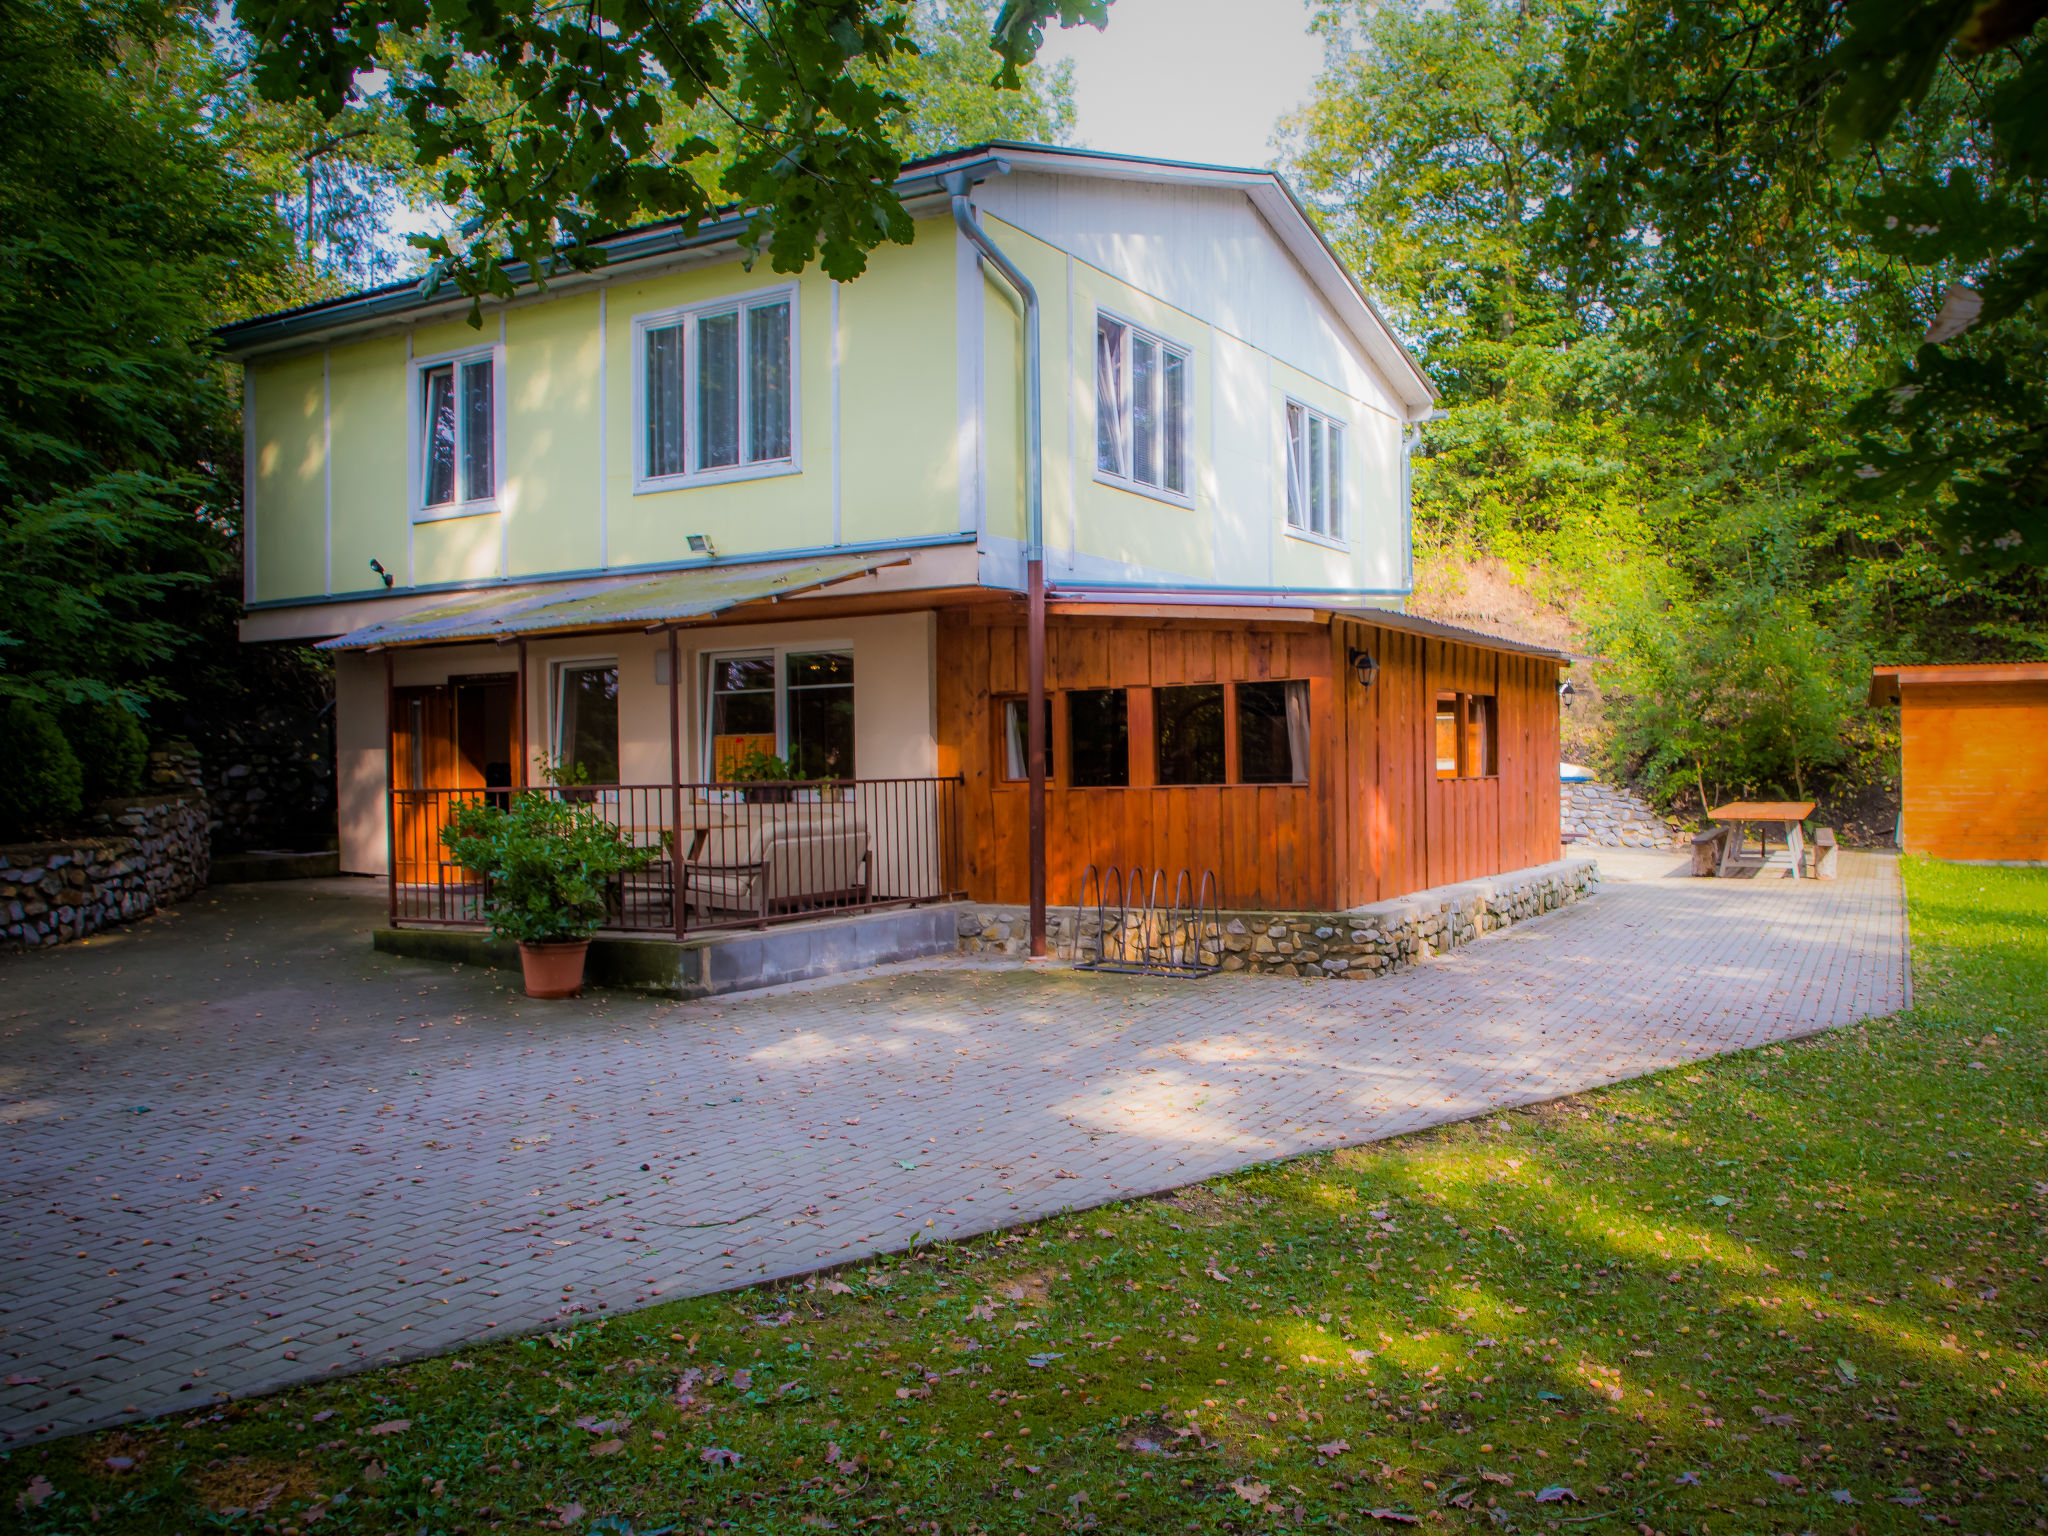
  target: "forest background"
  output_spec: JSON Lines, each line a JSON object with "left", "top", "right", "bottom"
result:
{"left": 1, "top": 0, "right": 2042, "bottom": 840}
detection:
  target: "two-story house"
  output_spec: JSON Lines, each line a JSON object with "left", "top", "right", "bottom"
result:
{"left": 222, "top": 143, "right": 1565, "bottom": 943}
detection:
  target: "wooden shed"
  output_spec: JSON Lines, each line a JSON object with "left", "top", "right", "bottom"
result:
{"left": 1869, "top": 662, "right": 2048, "bottom": 863}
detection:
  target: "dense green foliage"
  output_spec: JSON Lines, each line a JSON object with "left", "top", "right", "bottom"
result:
{"left": 233, "top": 0, "right": 1097, "bottom": 316}
{"left": 439, "top": 786, "right": 657, "bottom": 944}
{"left": 1288, "top": 0, "right": 2046, "bottom": 816}
{"left": 0, "top": 701, "right": 85, "bottom": 837}
{"left": 7, "top": 860, "right": 2040, "bottom": 1530}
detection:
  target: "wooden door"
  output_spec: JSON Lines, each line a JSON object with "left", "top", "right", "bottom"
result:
{"left": 391, "top": 685, "right": 456, "bottom": 881}
{"left": 453, "top": 675, "right": 517, "bottom": 798}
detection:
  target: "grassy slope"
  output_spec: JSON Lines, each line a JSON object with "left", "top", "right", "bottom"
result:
{"left": 7, "top": 859, "right": 2044, "bottom": 1535}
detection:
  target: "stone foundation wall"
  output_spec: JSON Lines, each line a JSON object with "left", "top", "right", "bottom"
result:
{"left": 955, "top": 857, "right": 1600, "bottom": 979}
{"left": 0, "top": 792, "right": 210, "bottom": 948}
{"left": 1562, "top": 781, "right": 1678, "bottom": 849}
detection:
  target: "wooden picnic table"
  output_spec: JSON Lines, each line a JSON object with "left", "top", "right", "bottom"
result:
{"left": 1708, "top": 800, "right": 1817, "bottom": 878}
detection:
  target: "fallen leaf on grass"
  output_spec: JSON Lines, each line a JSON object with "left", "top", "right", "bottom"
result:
{"left": 1752, "top": 1408, "right": 1797, "bottom": 1427}
{"left": 730, "top": 1369, "right": 753, "bottom": 1392}
{"left": 1315, "top": 1439, "right": 1351, "bottom": 1458}
{"left": 549, "top": 1502, "right": 584, "bottom": 1528}
{"left": 822, "top": 1280, "right": 854, "bottom": 1296}
{"left": 367, "top": 1419, "right": 411, "bottom": 1435}
{"left": 1025, "top": 1353, "right": 1064, "bottom": 1368}
{"left": 105, "top": 1456, "right": 135, "bottom": 1471}
{"left": 701, "top": 1446, "right": 741, "bottom": 1467}
{"left": 17, "top": 1476, "right": 53, "bottom": 1511}
{"left": 1480, "top": 1471, "right": 1514, "bottom": 1486}
{"left": 574, "top": 1416, "right": 629, "bottom": 1435}
{"left": 1535, "top": 1486, "right": 1578, "bottom": 1503}
{"left": 1366, "top": 1510, "right": 1420, "bottom": 1524}
{"left": 588, "top": 1439, "right": 624, "bottom": 1457}
{"left": 1232, "top": 1478, "right": 1270, "bottom": 1506}
{"left": 1766, "top": 1471, "right": 1799, "bottom": 1487}
{"left": 1830, "top": 1489, "right": 1857, "bottom": 1505}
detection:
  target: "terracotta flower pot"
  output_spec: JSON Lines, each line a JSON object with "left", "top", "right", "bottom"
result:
{"left": 518, "top": 939, "right": 590, "bottom": 999}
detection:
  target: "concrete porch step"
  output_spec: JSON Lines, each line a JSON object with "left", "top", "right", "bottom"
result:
{"left": 372, "top": 901, "right": 967, "bottom": 999}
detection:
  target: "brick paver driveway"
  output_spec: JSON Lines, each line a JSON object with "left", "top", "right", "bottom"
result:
{"left": 1, "top": 849, "right": 1902, "bottom": 1443}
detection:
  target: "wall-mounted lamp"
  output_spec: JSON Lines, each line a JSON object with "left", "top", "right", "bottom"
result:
{"left": 1349, "top": 648, "right": 1380, "bottom": 690}
{"left": 686, "top": 534, "right": 716, "bottom": 557}
{"left": 368, "top": 558, "right": 393, "bottom": 589}
{"left": 1559, "top": 678, "right": 1576, "bottom": 708}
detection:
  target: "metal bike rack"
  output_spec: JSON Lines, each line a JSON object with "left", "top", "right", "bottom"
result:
{"left": 1074, "top": 865, "right": 1223, "bottom": 978}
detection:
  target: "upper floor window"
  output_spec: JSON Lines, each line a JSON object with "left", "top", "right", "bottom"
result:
{"left": 1285, "top": 401, "right": 1344, "bottom": 540}
{"left": 1095, "top": 313, "right": 1190, "bottom": 500}
{"left": 413, "top": 346, "right": 500, "bottom": 520}
{"left": 637, "top": 288, "right": 796, "bottom": 490}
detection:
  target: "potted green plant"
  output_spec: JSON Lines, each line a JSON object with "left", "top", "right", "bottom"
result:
{"left": 439, "top": 772, "right": 653, "bottom": 999}
{"left": 724, "top": 742, "right": 798, "bottom": 803}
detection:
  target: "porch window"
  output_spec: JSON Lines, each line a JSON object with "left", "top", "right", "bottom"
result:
{"left": 1154, "top": 684, "right": 1225, "bottom": 785}
{"left": 1435, "top": 692, "right": 1497, "bottom": 779}
{"left": 417, "top": 350, "right": 497, "bottom": 517}
{"left": 1067, "top": 689, "right": 1129, "bottom": 788}
{"left": 707, "top": 649, "right": 854, "bottom": 780}
{"left": 1237, "top": 680, "right": 1310, "bottom": 784}
{"left": 640, "top": 288, "right": 796, "bottom": 486}
{"left": 557, "top": 663, "right": 620, "bottom": 784}
{"left": 1095, "top": 313, "right": 1190, "bottom": 499}
{"left": 1285, "top": 401, "right": 1344, "bottom": 539}
{"left": 1000, "top": 697, "right": 1053, "bottom": 782}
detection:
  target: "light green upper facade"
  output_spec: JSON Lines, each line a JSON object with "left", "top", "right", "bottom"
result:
{"left": 232, "top": 148, "right": 1436, "bottom": 623}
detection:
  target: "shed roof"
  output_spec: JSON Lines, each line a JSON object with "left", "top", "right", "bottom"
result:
{"left": 1868, "top": 662, "right": 2048, "bottom": 705}
{"left": 317, "top": 554, "right": 891, "bottom": 651}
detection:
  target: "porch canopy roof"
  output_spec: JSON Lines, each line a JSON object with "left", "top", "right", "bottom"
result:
{"left": 317, "top": 555, "right": 891, "bottom": 652}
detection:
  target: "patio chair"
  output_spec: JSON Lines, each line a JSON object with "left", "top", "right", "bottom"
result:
{"left": 682, "top": 813, "right": 871, "bottom": 921}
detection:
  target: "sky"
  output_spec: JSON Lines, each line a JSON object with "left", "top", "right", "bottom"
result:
{"left": 1037, "top": 0, "right": 1330, "bottom": 171}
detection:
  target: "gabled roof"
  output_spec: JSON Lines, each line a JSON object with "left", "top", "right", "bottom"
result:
{"left": 214, "top": 142, "right": 1432, "bottom": 408}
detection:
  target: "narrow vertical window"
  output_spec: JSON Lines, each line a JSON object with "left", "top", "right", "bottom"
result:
{"left": 1309, "top": 415, "right": 1326, "bottom": 534}
{"left": 646, "top": 322, "right": 686, "bottom": 478}
{"left": 1095, "top": 316, "right": 1127, "bottom": 475}
{"left": 1131, "top": 334, "right": 1159, "bottom": 486}
{"left": 1067, "top": 689, "right": 1129, "bottom": 788}
{"left": 1284, "top": 402, "right": 1306, "bottom": 529}
{"left": 1326, "top": 423, "right": 1344, "bottom": 540}
{"left": 1001, "top": 698, "right": 1052, "bottom": 782}
{"left": 697, "top": 309, "right": 741, "bottom": 470}
{"left": 461, "top": 358, "right": 494, "bottom": 502}
{"left": 785, "top": 649, "right": 854, "bottom": 780}
{"left": 422, "top": 364, "right": 456, "bottom": 509}
{"left": 1162, "top": 349, "right": 1187, "bottom": 494}
{"left": 558, "top": 664, "right": 621, "bottom": 785}
{"left": 747, "top": 298, "right": 792, "bottom": 463}
{"left": 708, "top": 655, "right": 777, "bottom": 779}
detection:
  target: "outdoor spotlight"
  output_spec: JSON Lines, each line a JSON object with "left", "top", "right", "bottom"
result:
{"left": 1349, "top": 647, "right": 1379, "bottom": 690}
{"left": 687, "top": 533, "right": 717, "bottom": 557}
{"left": 368, "top": 557, "right": 393, "bottom": 588}
{"left": 1559, "top": 678, "right": 1577, "bottom": 707}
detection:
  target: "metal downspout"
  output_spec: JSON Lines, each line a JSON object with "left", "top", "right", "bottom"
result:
{"left": 947, "top": 171, "right": 1047, "bottom": 957}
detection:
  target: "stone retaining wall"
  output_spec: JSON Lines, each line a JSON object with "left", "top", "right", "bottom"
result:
{"left": 955, "top": 856, "right": 1600, "bottom": 979}
{"left": 0, "top": 792, "right": 210, "bottom": 948}
{"left": 1562, "top": 781, "right": 1678, "bottom": 848}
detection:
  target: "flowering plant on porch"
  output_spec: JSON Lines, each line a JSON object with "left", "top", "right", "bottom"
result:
{"left": 437, "top": 769, "right": 654, "bottom": 948}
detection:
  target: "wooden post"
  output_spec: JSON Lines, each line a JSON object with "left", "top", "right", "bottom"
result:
{"left": 515, "top": 639, "right": 529, "bottom": 786}
{"left": 1028, "top": 560, "right": 1046, "bottom": 957}
{"left": 669, "top": 626, "right": 684, "bottom": 941}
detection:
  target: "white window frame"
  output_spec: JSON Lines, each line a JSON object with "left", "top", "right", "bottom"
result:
{"left": 549, "top": 655, "right": 622, "bottom": 798}
{"left": 1092, "top": 308, "right": 1194, "bottom": 508}
{"left": 631, "top": 283, "right": 803, "bottom": 494}
{"left": 1284, "top": 397, "right": 1348, "bottom": 546}
{"left": 699, "top": 640, "right": 853, "bottom": 779}
{"left": 408, "top": 342, "right": 505, "bottom": 523}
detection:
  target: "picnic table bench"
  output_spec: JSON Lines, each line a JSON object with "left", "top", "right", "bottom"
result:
{"left": 1707, "top": 800, "right": 1817, "bottom": 878}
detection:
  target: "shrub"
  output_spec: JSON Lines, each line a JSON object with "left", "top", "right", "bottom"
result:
{"left": 439, "top": 786, "right": 654, "bottom": 945}
{"left": 0, "top": 701, "right": 84, "bottom": 838}
{"left": 61, "top": 703, "right": 149, "bottom": 802}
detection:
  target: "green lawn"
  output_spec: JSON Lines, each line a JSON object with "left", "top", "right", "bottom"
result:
{"left": 9, "top": 859, "right": 2044, "bottom": 1535}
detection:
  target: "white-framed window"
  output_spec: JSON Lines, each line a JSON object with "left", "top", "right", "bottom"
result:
{"left": 633, "top": 286, "right": 799, "bottom": 491}
{"left": 1285, "top": 400, "right": 1345, "bottom": 541}
{"left": 409, "top": 344, "right": 503, "bottom": 521}
{"left": 703, "top": 644, "right": 854, "bottom": 780}
{"left": 552, "top": 657, "right": 621, "bottom": 785}
{"left": 1094, "top": 311, "right": 1191, "bottom": 501}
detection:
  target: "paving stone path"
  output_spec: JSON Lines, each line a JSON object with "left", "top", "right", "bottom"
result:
{"left": 0, "top": 849, "right": 1902, "bottom": 1443}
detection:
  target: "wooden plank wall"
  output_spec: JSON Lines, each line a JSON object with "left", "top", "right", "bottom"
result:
{"left": 1900, "top": 681, "right": 2048, "bottom": 860}
{"left": 940, "top": 609, "right": 1561, "bottom": 911}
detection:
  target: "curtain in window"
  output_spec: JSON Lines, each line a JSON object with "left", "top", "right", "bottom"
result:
{"left": 422, "top": 365, "right": 456, "bottom": 507}
{"left": 1003, "top": 699, "right": 1028, "bottom": 780}
{"left": 1284, "top": 403, "right": 1305, "bottom": 528}
{"left": 1326, "top": 424, "right": 1344, "bottom": 539}
{"left": 747, "top": 299, "right": 792, "bottom": 463}
{"left": 697, "top": 310, "right": 740, "bottom": 469}
{"left": 461, "top": 359, "right": 494, "bottom": 502}
{"left": 646, "top": 323, "right": 686, "bottom": 477}
{"left": 1285, "top": 681, "right": 1311, "bottom": 785}
{"left": 1095, "top": 317, "right": 1126, "bottom": 474}
{"left": 1163, "top": 349, "right": 1186, "bottom": 494}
